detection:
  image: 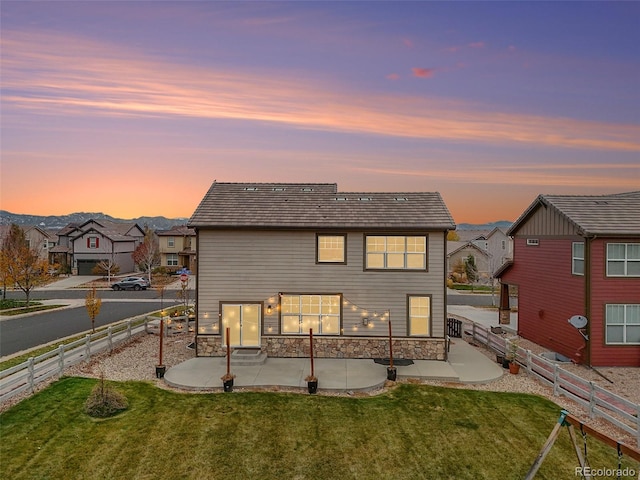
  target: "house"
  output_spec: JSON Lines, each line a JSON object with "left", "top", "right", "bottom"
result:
{"left": 54, "top": 219, "right": 145, "bottom": 275}
{"left": 188, "top": 182, "right": 456, "bottom": 360}
{"left": 156, "top": 225, "right": 197, "bottom": 273}
{"left": 448, "top": 228, "right": 511, "bottom": 284}
{"left": 496, "top": 192, "right": 640, "bottom": 367}
{"left": 447, "top": 241, "right": 490, "bottom": 282}
{"left": 22, "top": 226, "right": 56, "bottom": 262}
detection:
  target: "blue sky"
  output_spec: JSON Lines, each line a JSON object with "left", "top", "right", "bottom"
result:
{"left": 1, "top": 1, "right": 638, "bottom": 223}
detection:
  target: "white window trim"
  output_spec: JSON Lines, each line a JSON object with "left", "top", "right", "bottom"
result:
{"left": 605, "top": 304, "right": 640, "bottom": 345}
{"left": 572, "top": 242, "right": 584, "bottom": 276}
{"left": 606, "top": 243, "right": 640, "bottom": 277}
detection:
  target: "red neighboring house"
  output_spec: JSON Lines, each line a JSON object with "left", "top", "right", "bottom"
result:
{"left": 497, "top": 191, "right": 640, "bottom": 367}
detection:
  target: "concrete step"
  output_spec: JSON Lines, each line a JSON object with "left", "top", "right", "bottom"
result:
{"left": 222, "top": 348, "right": 267, "bottom": 366}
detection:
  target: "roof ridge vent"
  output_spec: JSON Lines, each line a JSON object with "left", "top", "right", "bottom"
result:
{"left": 394, "top": 197, "right": 408, "bottom": 201}
{"left": 243, "top": 187, "right": 258, "bottom": 191}
{"left": 335, "top": 196, "right": 348, "bottom": 201}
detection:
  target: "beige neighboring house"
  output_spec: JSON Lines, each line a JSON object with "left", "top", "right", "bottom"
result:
{"left": 189, "top": 182, "right": 456, "bottom": 361}
{"left": 447, "top": 241, "right": 490, "bottom": 282}
{"left": 0, "top": 225, "right": 55, "bottom": 263}
{"left": 156, "top": 225, "right": 197, "bottom": 273}
{"left": 449, "top": 227, "right": 512, "bottom": 282}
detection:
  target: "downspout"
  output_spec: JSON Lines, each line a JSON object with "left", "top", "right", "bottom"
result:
{"left": 194, "top": 227, "right": 200, "bottom": 357}
{"left": 583, "top": 234, "right": 594, "bottom": 367}
{"left": 444, "top": 230, "right": 449, "bottom": 362}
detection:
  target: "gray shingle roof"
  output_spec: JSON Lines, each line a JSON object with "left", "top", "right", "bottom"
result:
{"left": 189, "top": 182, "right": 456, "bottom": 230}
{"left": 510, "top": 191, "right": 640, "bottom": 236}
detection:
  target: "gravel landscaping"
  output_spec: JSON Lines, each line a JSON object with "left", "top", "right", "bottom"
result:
{"left": 2, "top": 328, "right": 638, "bottom": 448}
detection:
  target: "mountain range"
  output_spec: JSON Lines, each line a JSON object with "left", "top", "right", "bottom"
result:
{"left": 0, "top": 210, "right": 511, "bottom": 232}
{"left": 0, "top": 211, "right": 189, "bottom": 231}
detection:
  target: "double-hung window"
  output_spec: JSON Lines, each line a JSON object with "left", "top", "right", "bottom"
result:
{"left": 281, "top": 294, "right": 341, "bottom": 335}
{"left": 317, "top": 235, "right": 346, "bottom": 263}
{"left": 88, "top": 237, "right": 99, "bottom": 249}
{"left": 572, "top": 242, "right": 584, "bottom": 275}
{"left": 167, "top": 237, "right": 175, "bottom": 248}
{"left": 606, "top": 304, "right": 640, "bottom": 344}
{"left": 606, "top": 243, "right": 640, "bottom": 277}
{"left": 167, "top": 253, "right": 178, "bottom": 266}
{"left": 408, "top": 295, "right": 431, "bottom": 336}
{"left": 365, "top": 236, "right": 426, "bottom": 270}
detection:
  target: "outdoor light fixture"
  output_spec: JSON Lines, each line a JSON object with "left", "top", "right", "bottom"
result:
{"left": 362, "top": 317, "right": 369, "bottom": 326}
{"left": 267, "top": 305, "right": 272, "bottom": 315}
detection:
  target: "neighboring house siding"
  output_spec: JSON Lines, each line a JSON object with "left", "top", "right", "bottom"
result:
{"left": 516, "top": 206, "right": 580, "bottom": 237}
{"left": 197, "top": 230, "right": 446, "bottom": 340}
{"left": 503, "top": 237, "right": 585, "bottom": 360}
{"left": 589, "top": 238, "right": 640, "bottom": 366}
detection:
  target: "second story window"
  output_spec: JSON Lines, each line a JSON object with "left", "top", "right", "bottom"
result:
{"left": 168, "top": 237, "right": 175, "bottom": 248}
{"left": 572, "top": 242, "right": 584, "bottom": 275}
{"left": 317, "top": 235, "right": 346, "bottom": 263}
{"left": 88, "top": 237, "right": 99, "bottom": 249}
{"left": 365, "top": 235, "right": 426, "bottom": 270}
{"left": 607, "top": 243, "right": 640, "bottom": 277}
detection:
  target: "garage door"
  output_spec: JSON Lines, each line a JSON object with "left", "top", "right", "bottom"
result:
{"left": 77, "top": 260, "right": 99, "bottom": 275}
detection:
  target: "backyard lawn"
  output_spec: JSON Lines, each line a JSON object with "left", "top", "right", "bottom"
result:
{"left": 1, "top": 378, "right": 637, "bottom": 479}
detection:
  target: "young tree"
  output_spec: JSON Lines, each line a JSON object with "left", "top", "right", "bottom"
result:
{"left": 464, "top": 254, "right": 478, "bottom": 285}
{"left": 1, "top": 224, "right": 50, "bottom": 306}
{"left": 85, "top": 285, "right": 102, "bottom": 333}
{"left": 92, "top": 258, "right": 120, "bottom": 283}
{"left": 132, "top": 227, "right": 160, "bottom": 285}
{"left": 0, "top": 241, "right": 12, "bottom": 300}
{"left": 447, "top": 230, "right": 460, "bottom": 241}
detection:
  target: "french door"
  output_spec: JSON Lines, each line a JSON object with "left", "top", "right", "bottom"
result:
{"left": 221, "top": 304, "right": 261, "bottom": 347}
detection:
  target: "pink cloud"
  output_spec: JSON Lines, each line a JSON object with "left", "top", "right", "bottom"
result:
{"left": 412, "top": 67, "right": 435, "bottom": 78}
{"left": 386, "top": 73, "right": 400, "bottom": 80}
{"left": 468, "top": 41, "right": 485, "bottom": 48}
{"left": 402, "top": 38, "right": 414, "bottom": 48}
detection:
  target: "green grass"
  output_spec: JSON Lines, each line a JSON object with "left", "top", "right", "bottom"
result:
{"left": 449, "top": 284, "right": 495, "bottom": 293}
{"left": 2, "top": 379, "right": 637, "bottom": 479}
{"left": 0, "top": 304, "right": 66, "bottom": 316}
{"left": 0, "top": 299, "right": 48, "bottom": 310}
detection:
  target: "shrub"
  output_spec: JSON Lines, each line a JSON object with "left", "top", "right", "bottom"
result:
{"left": 84, "top": 376, "right": 128, "bottom": 418}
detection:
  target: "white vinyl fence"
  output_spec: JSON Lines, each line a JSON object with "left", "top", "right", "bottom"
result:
{"left": 0, "top": 316, "right": 151, "bottom": 404}
{"left": 464, "top": 321, "right": 640, "bottom": 447}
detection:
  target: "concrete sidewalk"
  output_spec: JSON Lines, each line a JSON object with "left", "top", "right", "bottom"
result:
{"left": 448, "top": 305, "right": 518, "bottom": 333}
{"left": 164, "top": 338, "right": 504, "bottom": 392}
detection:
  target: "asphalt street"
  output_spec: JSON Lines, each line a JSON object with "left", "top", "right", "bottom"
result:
{"left": 0, "top": 299, "right": 165, "bottom": 358}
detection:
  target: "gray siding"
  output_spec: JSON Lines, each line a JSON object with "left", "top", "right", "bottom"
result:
{"left": 196, "top": 230, "right": 446, "bottom": 339}
{"left": 515, "top": 205, "right": 580, "bottom": 237}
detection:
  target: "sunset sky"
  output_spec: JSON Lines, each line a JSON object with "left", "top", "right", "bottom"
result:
{"left": 1, "top": 1, "right": 638, "bottom": 224}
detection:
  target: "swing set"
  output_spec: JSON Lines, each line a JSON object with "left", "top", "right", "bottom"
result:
{"left": 525, "top": 410, "right": 640, "bottom": 479}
